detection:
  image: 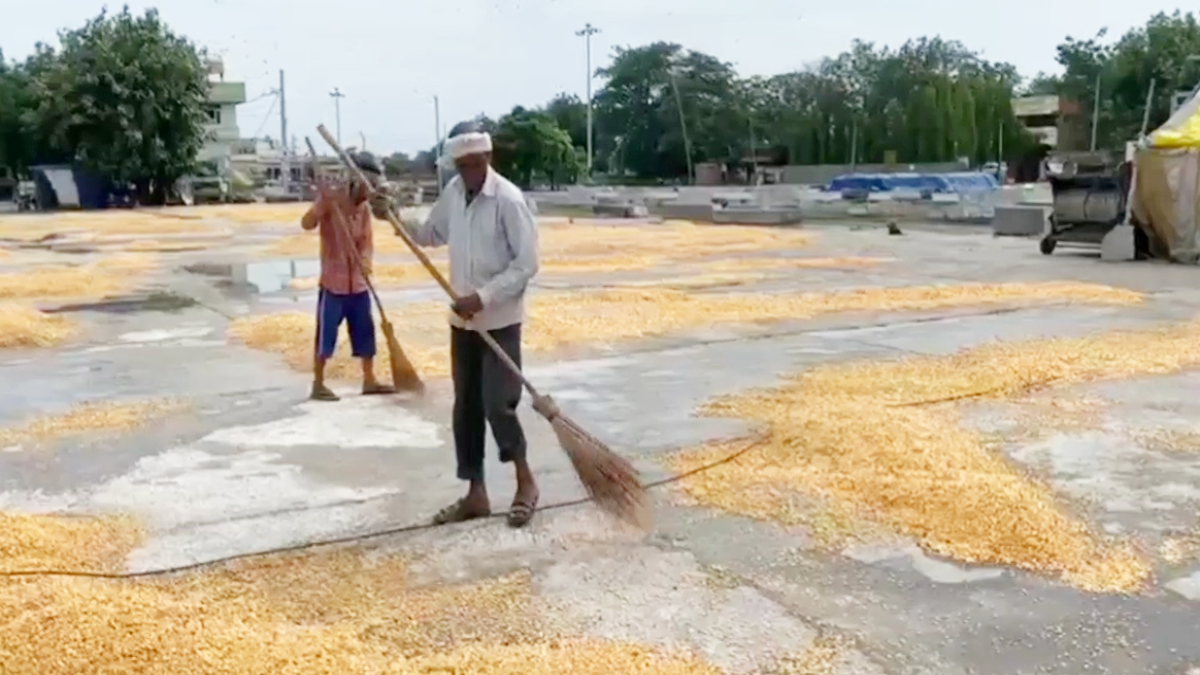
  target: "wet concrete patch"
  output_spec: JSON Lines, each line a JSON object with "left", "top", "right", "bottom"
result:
{"left": 44, "top": 291, "right": 198, "bottom": 314}
{"left": 183, "top": 259, "right": 319, "bottom": 294}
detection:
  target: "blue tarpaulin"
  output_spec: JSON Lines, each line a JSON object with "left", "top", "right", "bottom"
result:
{"left": 30, "top": 164, "right": 114, "bottom": 209}
{"left": 827, "top": 172, "right": 998, "bottom": 194}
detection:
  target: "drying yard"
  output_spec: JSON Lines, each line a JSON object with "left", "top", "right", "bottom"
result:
{"left": 3, "top": 203, "right": 1200, "bottom": 674}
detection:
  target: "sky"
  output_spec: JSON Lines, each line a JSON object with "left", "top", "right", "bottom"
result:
{"left": 0, "top": 0, "right": 1190, "bottom": 155}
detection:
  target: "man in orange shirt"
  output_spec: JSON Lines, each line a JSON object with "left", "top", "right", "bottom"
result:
{"left": 300, "top": 152, "right": 395, "bottom": 401}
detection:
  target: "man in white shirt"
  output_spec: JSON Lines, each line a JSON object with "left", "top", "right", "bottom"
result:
{"left": 399, "top": 121, "right": 541, "bottom": 528}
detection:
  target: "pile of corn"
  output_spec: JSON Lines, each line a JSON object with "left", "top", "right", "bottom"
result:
{"left": 174, "top": 204, "right": 310, "bottom": 226}
{"left": 1159, "top": 535, "right": 1200, "bottom": 564}
{"left": 0, "top": 513, "right": 741, "bottom": 674}
{"left": 701, "top": 256, "right": 891, "bottom": 273}
{"left": 0, "top": 265, "right": 126, "bottom": 301}
{"left": 228, "top": 311, "right": 450, "bottom": 381}
{"left": 0, "top": 254, "right": 157, "bottom": 302}
{"left": 0, "top": 399, "right": 187, "bottom": 449}
{"left": 269, "top": 222, "right": 426, "bottom": 257}
{"left": 0, "top": 304, "right": 75, "bottom": 348}
{"left": 229, "top": 282, "right": 1144, "bottom": 383}
{"left": 267, "top": 218, "right": 813, "bottom": 263}
{"left": 0, "top": 212, "right": 211, "bottom": 241}
{"left": 287, "top": 255, "right": 667, "bottom": 291}
{"left": 671, "top": 320, "right": 1200, "bottom": 592}
{"left": 122, "top": 240, "right": 211, "bottom": 253}
{"left": 537, "top": 219, "right": 811, "bottom": 260}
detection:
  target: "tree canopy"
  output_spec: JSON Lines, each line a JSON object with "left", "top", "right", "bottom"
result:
{"left": 455, "top": 10, "right": 1200, "bottom": 184}
{"left": 1, "top": 6, "right": 209, "bottom": 202}
{"left": 3, "top": 8, "right": 1200, "bottom": 193}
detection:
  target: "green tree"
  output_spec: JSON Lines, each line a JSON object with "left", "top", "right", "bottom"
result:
{"left": 1038, "top": 12, "right": 1200, "bottom": 148}
{"left": 490, "top": 106, "right": 579, "bottom": 188}
{"left": 0, "top": 50, "right": 29, "bottom": 175}
{"left": 23, "top": 6, "right": 209, "bottom": 203}
{"left": 382, "top": 151, "right": 411, "bottom": 178}
{"left": 721, "top": 37, "right": 1030, "bottom": 167}
{"left": 593, "top": 42, "right": 743, "bottom": 180}
{"left": 544, "top": 93, "right": 588, "bottom": 149}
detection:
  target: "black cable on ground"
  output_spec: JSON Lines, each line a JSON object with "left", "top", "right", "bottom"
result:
{"left": 0, "top": 436, "right": 764, "bottom": 581}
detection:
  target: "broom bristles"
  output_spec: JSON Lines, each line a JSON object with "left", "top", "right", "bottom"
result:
{"left": 381, "top": 320, "right": 425, "bottom": 394}
{"left": 549, "top": 411, "right": 651, "bottom": 530}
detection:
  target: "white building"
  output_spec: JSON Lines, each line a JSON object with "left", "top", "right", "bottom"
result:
{"left": 199, "top": 58, "right": 247, "bottom": 164}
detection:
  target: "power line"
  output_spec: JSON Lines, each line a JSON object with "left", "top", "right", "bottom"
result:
{"left": 250, "top": 94, "right": 278, "bottom": 140}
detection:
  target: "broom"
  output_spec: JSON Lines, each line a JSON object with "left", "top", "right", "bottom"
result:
{"left": 306, "top": 138, "right": 424, "bottom": 395}
{"left": 315, "top": 124, "right": 649, "bottom": 528}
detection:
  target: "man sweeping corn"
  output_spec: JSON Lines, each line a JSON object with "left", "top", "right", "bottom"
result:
{"left": 301, "top": 152, "right": 397, "bottom": 401}
{"left": 398, "top": 121, "right": 541, "bottom": 528}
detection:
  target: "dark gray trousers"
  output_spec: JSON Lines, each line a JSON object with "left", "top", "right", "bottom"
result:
{"left": 450, "top": 324, "right": 526, "bottom": 483}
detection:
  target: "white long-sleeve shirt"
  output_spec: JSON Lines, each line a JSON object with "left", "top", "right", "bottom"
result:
{"left": 402, "top": 167, "right": 539, "bottom": 331}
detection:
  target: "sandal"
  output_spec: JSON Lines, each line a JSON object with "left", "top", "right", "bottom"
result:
{"left": 431, "top": 499, "right": 491, "bottom": 526}
{"left": 362, "top": 382, "right": 397, "bottom": 396}
{"left": 310, "top": 384, "right": 340, "bottom": 402}
{"left": 506, "top": 492, "right": 539, "bottom": 529}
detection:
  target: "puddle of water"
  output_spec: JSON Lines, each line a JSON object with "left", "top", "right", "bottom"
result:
{"left": 45, "top": 291, "right": 198, "bottom": 314}
{"left": 184, "top": 259, "right": 318, "bottom": 294}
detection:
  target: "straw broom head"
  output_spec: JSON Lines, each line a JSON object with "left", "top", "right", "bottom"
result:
{"left": 532, "top": 394, "right": 651, "bottom": 529}
{"left": 381, "top": 318, "right": 425, "bottom": 394}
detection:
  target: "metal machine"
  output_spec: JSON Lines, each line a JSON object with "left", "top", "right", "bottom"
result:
{"left": 1040, "top": 150, "right": 1133, "bottom": 255}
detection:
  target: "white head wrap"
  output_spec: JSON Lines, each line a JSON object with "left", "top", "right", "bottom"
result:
{"left": 443, "top": 131, "right": 492, "bottom": 161}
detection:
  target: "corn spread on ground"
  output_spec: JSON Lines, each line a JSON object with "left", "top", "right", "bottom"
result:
{"left": 0, "top": 513, "right": 843, "bottom": 675}
{"left": 0, "top": 399, "right": 188, "bottom": 449}
{"left": 671, "top": 320, "right": 1200, "bottom": 592}
{"left": 229, "top": 281, "right": 1142, "bottom": 383}
{"left": 0, "top": 304, "right": 75, "bottom": 348}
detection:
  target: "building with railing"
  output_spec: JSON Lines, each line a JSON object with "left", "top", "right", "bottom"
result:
{"left": 199, "top": 58, "right": 247, "bottom": 163}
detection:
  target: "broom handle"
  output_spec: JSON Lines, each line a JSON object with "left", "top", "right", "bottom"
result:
{"left": 306, "top": 137, "right": 391, "bottom": 325}
{"left": 316, "top": 124, "right": 543, "bottom": 399}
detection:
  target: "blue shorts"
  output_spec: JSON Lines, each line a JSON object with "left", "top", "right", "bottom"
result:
{"left": 315, "top": 288, "right": 376, "bottom": 360}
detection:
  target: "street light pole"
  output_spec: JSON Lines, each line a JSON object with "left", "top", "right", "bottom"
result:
{"left": 575, "top": 23, "right": 600, "bottom": 179}
{"left": 329, "top": 87, "right": 346, "bottom": 145}
{"left": 433, "top": 95, "right": 444, "bottom": 190}
{"left": 279, "top": 69, "right": 289, "bottom": 193}
{"left": 1090, "top": 72, "right": 1102, "bottom": 151}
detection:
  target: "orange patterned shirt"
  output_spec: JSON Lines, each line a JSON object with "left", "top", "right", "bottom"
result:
{"left": 317, "top": 201, "right": 373, "bottom": 295}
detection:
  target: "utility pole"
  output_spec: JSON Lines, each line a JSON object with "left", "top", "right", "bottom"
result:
{"left": 668, "top": 63, "right": 693, "bottom": 185}
{"left": 433, "top": 95, "right": 444, "bottom": 190}
{"left": 748, "top": 112, "right": 758, "bottom": 185}
{"left": 849, "top": 119, "right": 858, "bottom": 171}
{"left": 1090, "top": 71, "right": 1102, "bottom": 151}
{"left": 329, "top": 87, "right": 345, "bottom": 145}
{"left": 575, "top": 23, "right": 600, "bottom": 179}
{"left": 279, "top": 69, "right": 289, "bottom": 193}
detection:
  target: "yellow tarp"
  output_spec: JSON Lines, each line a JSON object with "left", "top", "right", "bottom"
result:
{"left": 1150, "top": 88, "right": 1200, "bottom": 148}
{"left": 1150, "top": 113, "right": 1200, "bottom": 148}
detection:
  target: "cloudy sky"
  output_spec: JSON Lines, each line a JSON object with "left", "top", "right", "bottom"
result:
{"left": 0, "top": 0, "right": 1189, "bottom": 155}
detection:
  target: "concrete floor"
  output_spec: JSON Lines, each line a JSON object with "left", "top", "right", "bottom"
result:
{"left": 4, "top": 218, "right": 1200, "bottom": 673}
